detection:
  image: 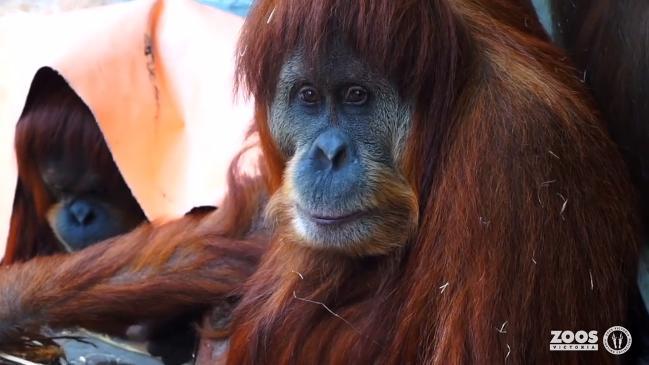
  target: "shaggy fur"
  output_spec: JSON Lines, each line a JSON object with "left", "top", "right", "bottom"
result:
{"left": 550, "top": 0, "right": 649, "bottom": 361}
{"left": 551, "top": 0, "right": 649, "bottom": 224}
{"left": 229, "top": 0, "right": 639, "bottom": 363}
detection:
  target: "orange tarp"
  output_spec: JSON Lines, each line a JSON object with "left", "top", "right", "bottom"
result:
{"left": 0, "top": 0, "right": 256, "bottom": 259}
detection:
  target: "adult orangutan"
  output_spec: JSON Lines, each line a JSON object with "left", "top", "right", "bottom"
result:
{"left": 0, "top": 0, "right": 640, "bottom": 364}
{"left": 3, "top": 69, "right": 146, "bottom": 264}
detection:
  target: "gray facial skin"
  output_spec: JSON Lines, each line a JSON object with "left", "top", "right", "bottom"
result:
{"left": 267, "top": 44, "right": 416, "bottom": 254}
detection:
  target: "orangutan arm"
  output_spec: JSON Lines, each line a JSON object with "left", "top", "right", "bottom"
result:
{"left": 0, "top": 171, "right": 268, "bottom": 342}
{"left": 0, "top": 215, "right": 265, "bottom": 342}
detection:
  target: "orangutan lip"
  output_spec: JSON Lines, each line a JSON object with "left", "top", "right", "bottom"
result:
{"left": 297, "top": 206, "right": 364, "bottom": 225}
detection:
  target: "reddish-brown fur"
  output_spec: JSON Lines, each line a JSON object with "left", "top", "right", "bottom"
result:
{"left": 0, "top": 1, "right": 641, "bottom": 364}
{"left": 0, "top": 157, "right": 267, "bottom": 339}
{"left": 229, "top": 0, "right": 639, "bottom": 363}
{"left": 3, "top": 69, "right": 136, "bottom": 264}
{"left": 550, "top": 0, "right": 649, "bottom": 223}
{"left": 550, "top": 0, "right": 649, "bottom": 359}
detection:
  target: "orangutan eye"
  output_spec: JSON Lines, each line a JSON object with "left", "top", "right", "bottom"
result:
{"left": 298, "top": 85, "right": 321, "bottom": 105}
{"left": 343, "top": 86, "right": 368, "bottom": 105}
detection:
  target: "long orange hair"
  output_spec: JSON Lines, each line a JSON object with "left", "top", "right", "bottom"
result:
{"left": 226, "top": 0, "right": 639, "bottom": 363}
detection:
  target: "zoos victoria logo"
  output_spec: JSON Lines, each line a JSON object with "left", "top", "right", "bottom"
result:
{"left": 550, "top": 330, "right": 598, "bottom": 351}
{"left": 550, "top": 326, "right": 632, "bottom": 354}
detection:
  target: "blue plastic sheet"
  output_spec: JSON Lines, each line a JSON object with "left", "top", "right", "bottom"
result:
{"left": 199, "top": 0, "right": 253, "bottom": 17}
{"left": 531, "top": 0, "right": 553, "bottom": 37}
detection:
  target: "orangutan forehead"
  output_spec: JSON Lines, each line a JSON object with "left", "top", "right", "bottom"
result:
{"left": 40, "top": 157, "right": 102, "bottom": 190}
{"left": 278, "top": 45, "right": 394, "bottom": 89}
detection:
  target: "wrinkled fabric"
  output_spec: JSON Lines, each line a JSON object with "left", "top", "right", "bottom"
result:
{"left": 0, "top": 0, "right": 256, "bottom": 258}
